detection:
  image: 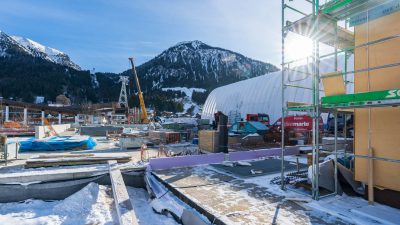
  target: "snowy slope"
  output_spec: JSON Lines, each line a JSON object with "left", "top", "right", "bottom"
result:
{"left": 162, "top": 87, "right": 206, "bottom": 114}
{"left": 0, "top": 31, "right": 30, "bottom": 57}
{"left": 11, "top": 35, "right": 81, "bottom": 70}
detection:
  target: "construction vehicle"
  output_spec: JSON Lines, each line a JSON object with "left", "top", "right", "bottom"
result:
{"left": 128, "top": 57, "right": 149, "bottom": 124}
{"left": 246, "top": 113, "right": 270, "bottom": 126}
{"left": 267, "top": 115, "right": 323, "bottom": 145}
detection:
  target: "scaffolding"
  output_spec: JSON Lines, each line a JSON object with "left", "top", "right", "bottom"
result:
{"left": 281, "top": 0, "right": 400, "bottom": 201}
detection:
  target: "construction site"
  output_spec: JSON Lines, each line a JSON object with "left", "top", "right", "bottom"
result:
{"left": 0, "top": 0, "right": 400, "bottom": 224}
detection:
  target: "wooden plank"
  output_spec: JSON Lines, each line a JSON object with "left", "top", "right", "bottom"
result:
{"left": 0, "top": 164, "right": 145, "bottom": 184}
{"left": 354, "top": 10, "right": 400, "bottom": 192}
{"left": 34, "top": 153, "right": 95, "bottom": 159}
{"left": 199, "top": 130, "right": 219, "bottom": 152}
{"left": 108, "top": 160, "right": 138, "bottom": 225}
{"left": 25, "top": 159, "right": 131, "bottom": 168}
{"left": 321, "top": 71, "right": 346, "bottom": 96}
{"left": 25, "top": 153, "right": 131, "bottom": 168}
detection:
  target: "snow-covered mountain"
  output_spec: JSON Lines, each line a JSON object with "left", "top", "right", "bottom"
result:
{"left": 0, "top": 31, "right": 27, "bottom": 57}
{"left": 126, "top": 40, "right": 279, "bottom": 91}
{"left": 0, "top": 31, "right": 80, "bottom": 70}
{"left": 0, "top": 35, "right": 279, "bottom": 113}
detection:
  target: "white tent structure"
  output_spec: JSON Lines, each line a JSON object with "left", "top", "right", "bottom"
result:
{"left": 201, "top": 55, "right": 354, "bottom": 124}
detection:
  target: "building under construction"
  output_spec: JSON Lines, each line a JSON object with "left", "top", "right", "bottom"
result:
{"left": 0, "top": 1, "right": 400, "bottom": 225}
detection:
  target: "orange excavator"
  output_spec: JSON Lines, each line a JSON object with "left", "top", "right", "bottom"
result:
{"left": 3, "top": 121, "right": 22, "bottom": 129}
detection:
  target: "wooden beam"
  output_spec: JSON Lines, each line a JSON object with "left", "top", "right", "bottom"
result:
{"left": 25, "top": 153, "right": 131, "bottom": 168}
{"left": 368, "top": 148, "right": 374, "bottom": 204}
{"left": 108, "top": 160, "right": 138, "bottom": 225}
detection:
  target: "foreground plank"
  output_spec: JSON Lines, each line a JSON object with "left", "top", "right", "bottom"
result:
{"left": 108, "top": 160, "right": 138, "bottom": 225}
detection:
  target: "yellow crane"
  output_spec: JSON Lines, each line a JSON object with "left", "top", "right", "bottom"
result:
{"left": 128, "top": 57, "right": 149, "bottom": 124}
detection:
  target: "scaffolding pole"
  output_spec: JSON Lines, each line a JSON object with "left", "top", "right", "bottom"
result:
{"left": 280, "top": 0, "right": 286, "bottom": 191}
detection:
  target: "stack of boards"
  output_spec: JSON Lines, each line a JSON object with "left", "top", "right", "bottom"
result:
{"left": 25, "top": 153, "right": 131, "bottom": 168}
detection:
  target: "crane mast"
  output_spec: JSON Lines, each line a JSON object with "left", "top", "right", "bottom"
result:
{"left": 128, "top": 57, "right": 149, "bottom": 124}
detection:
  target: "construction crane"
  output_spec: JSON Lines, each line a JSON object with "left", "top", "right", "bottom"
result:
{"left": 128, "top": 57, "right": 149, "bottom": 124}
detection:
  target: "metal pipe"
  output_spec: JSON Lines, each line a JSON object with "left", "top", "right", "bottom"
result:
{"left": 320, "top": 33, "right": 400, "bottom": 59}
{"left": 334, "top": 110, "right": 338, "bottom": 195}
{"left": 334, "top": 21, "right": 338, "bottom": 72}
{"left": 23, "top": 108, "right": 28, "bottom": 126}
{"left": 288, "top": 187, "right": 313, "bottom": 197}
{"left": 285, "top": 67, "right": 313, "bottom": 76}
{"left": 319, "top": 61, "right": 400, "bottom": 79}
{"left": 284, "top": 33, "right": 400, "bottom": 65}
{"left": 41, "top": 111, "right": 45, "bottom": 126}
{"left": 311, "top": 0, "right": 317, "bottom": 200}
{"left": 318, "top": 192, "right": 337, "bottom": 199}
{"left": 5, "top": 106, "right": 9, "bottom": 122}
{"left": 281, "top": 0, "right": 286, "bottom": 191}
{"left": 366, "top": 10, "right": 374, "bottom": 205}
{"left": 315, "top": 41, "right": 321, "bottom": 200}
{"left": 313, "top": 0, "right": 320, "bottom": 200}
{"left": 333, "top": 18, "right": 339, "bottom": 198}
{"left": 58, "top": 113, "right": 62, "bottom": 125}
{"left": 284, "top": 4, "right": 308, "bottom": 16}
{"left": 353, "top": 155, "right": 400, "bottom": 164}
{"left": 344, "top": 113, "right": 348, "bottom": 164}
{"left": 284, "top": 84, "right": 323, "bottom": 91}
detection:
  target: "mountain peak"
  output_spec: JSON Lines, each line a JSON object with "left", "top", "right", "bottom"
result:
{"left": 0, "top": 31, "right": 81, "bottom": 70}
{"left": 174, "top": 40, "right": 206, "bottom": 50}
{"left": 135, "top": 40, "right": 279, "bottom": 91}
{"left": 12, "top": 36, "right": 64, "bottom": 56}
{"left": 10, "top": 35, "right": 81, "bottom": 70}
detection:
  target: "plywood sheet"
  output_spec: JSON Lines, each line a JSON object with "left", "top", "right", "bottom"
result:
{"left": 354, "top": 11, "right": 400, "bottom": 191}
{"left": 199, "top": 130, "right": 219, "bottom": 152}
{"left": 321, "top": 71, "right": 346, "bottom": 96}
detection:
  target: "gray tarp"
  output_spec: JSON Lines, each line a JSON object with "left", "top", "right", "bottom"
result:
{"left": 0, "top": 171, "right": 145, "bottom": 203}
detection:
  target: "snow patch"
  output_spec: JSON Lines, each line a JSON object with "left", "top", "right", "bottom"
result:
{"left": 0, "top": 183, "right": 114, "bottom": 225}
{"left": 162, "top": 87, "right": 206, "bottom": 114}
{"left": 127, "top": 187, "right": 178, "bottom": 225}
{"left": 0, "top": 183, "right": 179, "bottom": 225}
{"left": 10, "top": 35, "right": 81, "bottom": 70}
{"left": 90, "top": 73, "right": 99, "bottom": 88}
{"left": 12, "top": 36, "right": 63, "bottom": 56}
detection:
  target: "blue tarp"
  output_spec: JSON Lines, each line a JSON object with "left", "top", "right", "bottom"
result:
{"left": 19, "top": 136, "right": 97, "bottom": 151}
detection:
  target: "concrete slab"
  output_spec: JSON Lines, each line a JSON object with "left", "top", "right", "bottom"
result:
{"left": 211, "top": 159, "right": 307, "bottom": 178}
{"left": 153, "top": 166, "right": 348, "bottom": 225}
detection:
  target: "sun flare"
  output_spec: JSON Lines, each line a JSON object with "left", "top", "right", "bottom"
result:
{"left": 285, "top": 33, "right": 313, "bottom": 62}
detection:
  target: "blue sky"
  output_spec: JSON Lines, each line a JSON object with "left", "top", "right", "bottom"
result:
{"left": 0, "top": 0, "right": 302, "bottom": 72}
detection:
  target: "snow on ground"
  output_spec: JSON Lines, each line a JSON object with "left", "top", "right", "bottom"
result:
{"left": 0, "top": 183, "right": 179, "bottom": 225}
{"left": 235, "top": 164, "right": 400, "bottom": 225}
{"left": 204, "top": 158, "right": 400, "bottom": 225}
{"left": 127, "top": 187, "right": 178, "bottom": 225}
{"left": 0, "top": 183, "right": 115, "bottom": 225}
